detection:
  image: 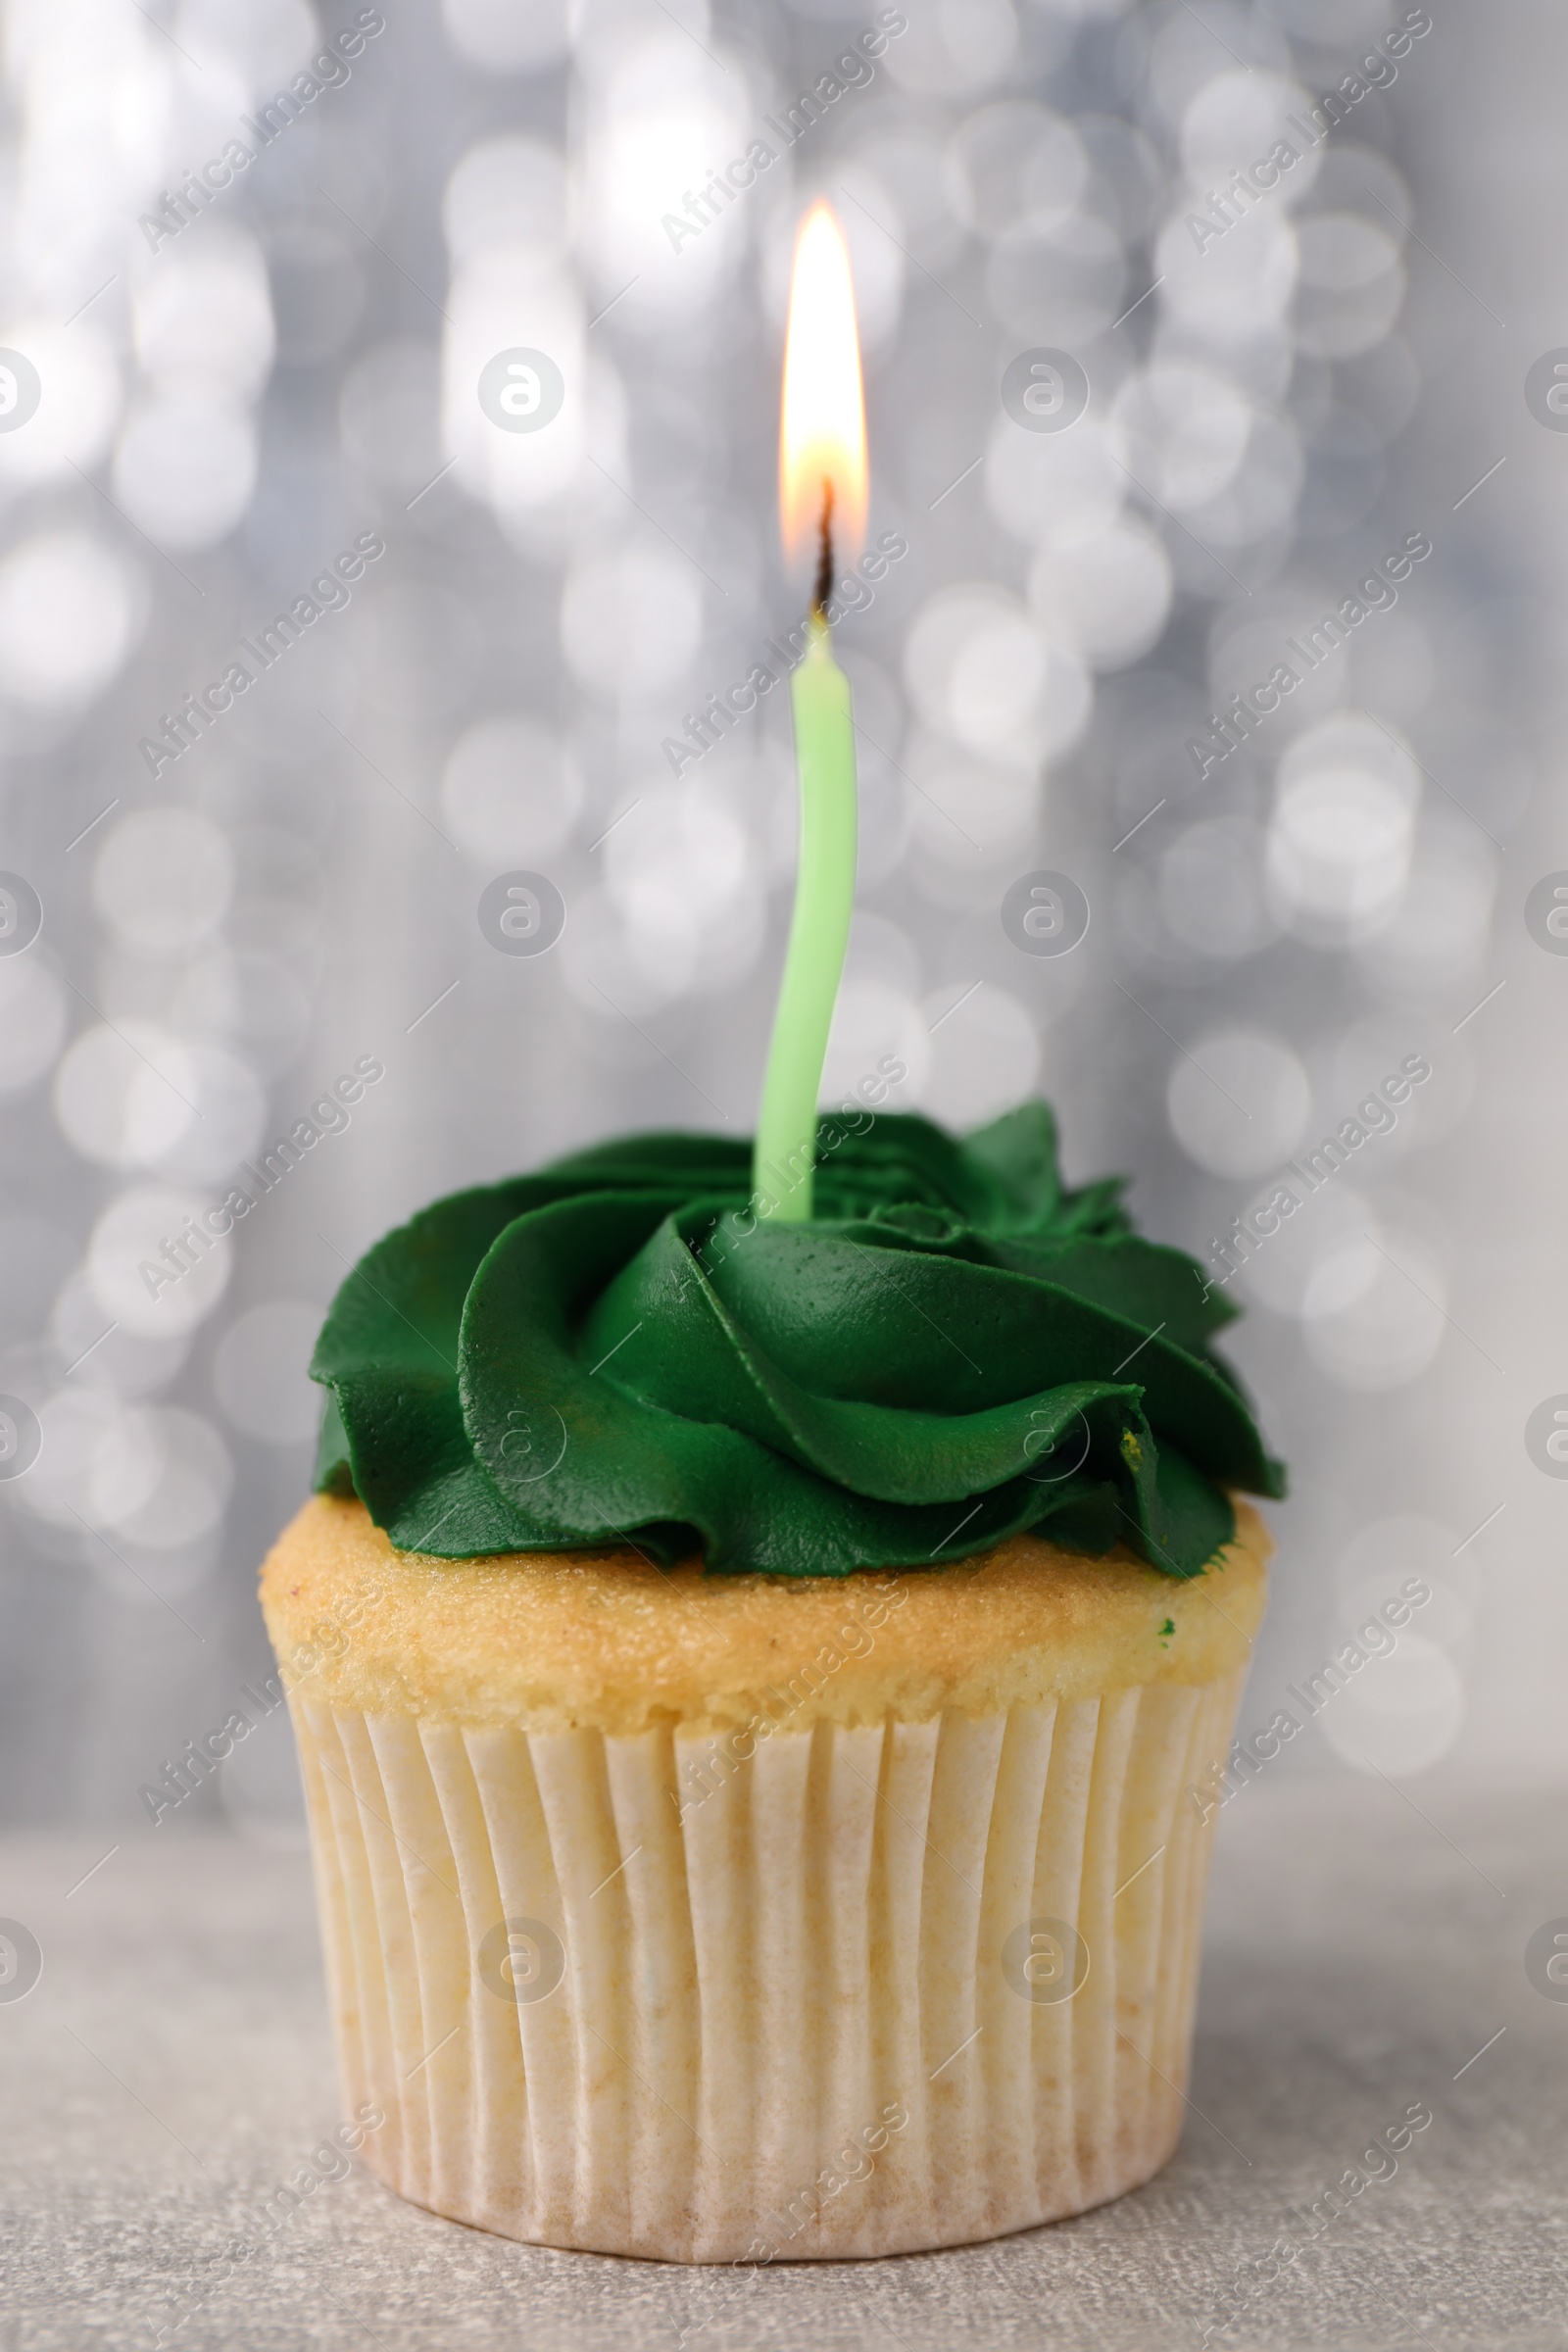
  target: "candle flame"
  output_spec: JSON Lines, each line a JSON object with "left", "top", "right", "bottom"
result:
{"left": 779, "top": 201, "right": 867, "bottom": 582}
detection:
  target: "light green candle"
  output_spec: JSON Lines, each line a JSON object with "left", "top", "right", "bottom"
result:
{"left": 754, "top": 611, "right": 858, "bottom": 1219}
{"left": 756, "top": 199, "right": 866, "bottom": 1221}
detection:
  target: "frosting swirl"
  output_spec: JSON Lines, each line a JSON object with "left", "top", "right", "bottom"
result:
{"left": 312, "top": 1102, "right": 1284, "bottom": 1579}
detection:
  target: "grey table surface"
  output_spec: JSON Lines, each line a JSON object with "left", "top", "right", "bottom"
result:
{"left": 2, "top": 1774, "right": 1563, "bottom": 2351}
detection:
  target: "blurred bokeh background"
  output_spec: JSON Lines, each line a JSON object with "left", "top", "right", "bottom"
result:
{"left": 0, "top": 0, "right": 1556, "bottom": 1838}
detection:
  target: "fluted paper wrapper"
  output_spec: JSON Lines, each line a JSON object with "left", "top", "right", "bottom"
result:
{"left": 289, "top": 1667, "right": 1246, "bottom": 2263}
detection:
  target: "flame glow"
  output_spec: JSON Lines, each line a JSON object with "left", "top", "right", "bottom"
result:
{"left": 779, "top": 202, "right": 867, "bottom": 571}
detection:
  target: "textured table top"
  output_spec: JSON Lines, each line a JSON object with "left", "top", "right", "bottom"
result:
{"left": 2, "top": 1775, "right": 1560, "bottom": 2351}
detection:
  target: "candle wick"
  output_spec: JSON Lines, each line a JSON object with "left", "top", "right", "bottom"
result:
{"left": 812, "top": 477, "right": 835, "bottom": 618}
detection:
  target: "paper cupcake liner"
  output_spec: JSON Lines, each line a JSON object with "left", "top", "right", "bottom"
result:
{"left": 290, "top": 1669, "right": 1247, "bottom": 2262}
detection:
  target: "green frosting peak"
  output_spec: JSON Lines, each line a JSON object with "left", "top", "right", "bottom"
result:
{"left": 311, "top": 1102, "right": 1285, "bottom": 1579}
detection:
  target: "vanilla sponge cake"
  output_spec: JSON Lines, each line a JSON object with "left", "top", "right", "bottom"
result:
{"left": 263, "top": 1494, "right": 1268, "bottom": 1734}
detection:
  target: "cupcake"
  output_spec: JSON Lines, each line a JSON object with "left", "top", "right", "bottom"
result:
{"left": 260, "top": 1102, "right": 1282, "bottom": 2261}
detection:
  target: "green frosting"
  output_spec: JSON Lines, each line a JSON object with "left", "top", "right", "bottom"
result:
{"left": 310, "top": 1102, "right": 1284, "bottom": 1580}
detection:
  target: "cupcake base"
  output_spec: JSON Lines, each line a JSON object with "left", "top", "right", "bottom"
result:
{"left": 266, "top": 1494, "right": 1267, "bottom": 2261}
{"left": 289, "top": 1669, "right": 1247, "bottom": 2260}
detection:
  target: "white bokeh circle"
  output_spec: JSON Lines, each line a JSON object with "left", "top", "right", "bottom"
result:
{"left": 1166, "top": 1028, "right": 1310, "bottom": 1178}
{"left": 920, "top": 984, "right": 1040, "bottom": 1128}
{"left": 904, "top": 583, "right": 1091, "bottom": 765}
{"left": 91, "top": 1405, "right": 233, "bottom": 1549}
{"left": 0, "top": 533, "right": 141, "bottom": 710}
{"left": 114, "top": 399, "right": 258, "bottom": 549}
{"left": 1110, "top": 361, "right": 1252, "bottom": 513}
{"left": 1317, "top": 1633, "right": 1465, "bottom": 1777}
{"left": 1337, "top": 1514, "right": 1477, "bottom": 1655}
{"left": 1267, "top": 763, "right": 1414, "bottom": 941}
{"left": 133, "top": 235, "right": 275, "bottom": 397}
{"left": 0, "top": 319, "right": 121, "bottom": 488}
{"left": 1178, "top": 70, "right": 1321, "bottom": 200}
{"left": 53, "top": 1021, "right": 197, "bottom": 1170}
{"left": 604, "top": 780, "right": 752, "bottom": 960}
{"left": 1267, "top": 714, "right": 1419, "bottom": 943}
{"left": 947, "top": 101, "right": 1088, "bottom": 239}
{"left": 92, "top": 807, "right": 234, "bottom": 956}
{"left": 820, "top": 978, "right": 931, "bottom": 1110}
{"left": 444, "top": 136, "right": 567, "bottom": 268}
{"left": 9, "top": 1387, "right": 120, "bottom": 1529}
{"left": 1300, "top": 1226, "right": 1446, "bottom": 1391}
{"left": 561, "top": 545, "right": 703, "bottom": 699}
{"left": 1028, "top": 520, "right": 1172, "bottom": 670}
{"left": 87, "top": 1185, "right": 232, "bottom": 1339}
{"left": 156, "top": 1045, "right": 268, "bottom": 1185}
{"left": 443, "top": 715, "right": 584, "bottom": 865}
